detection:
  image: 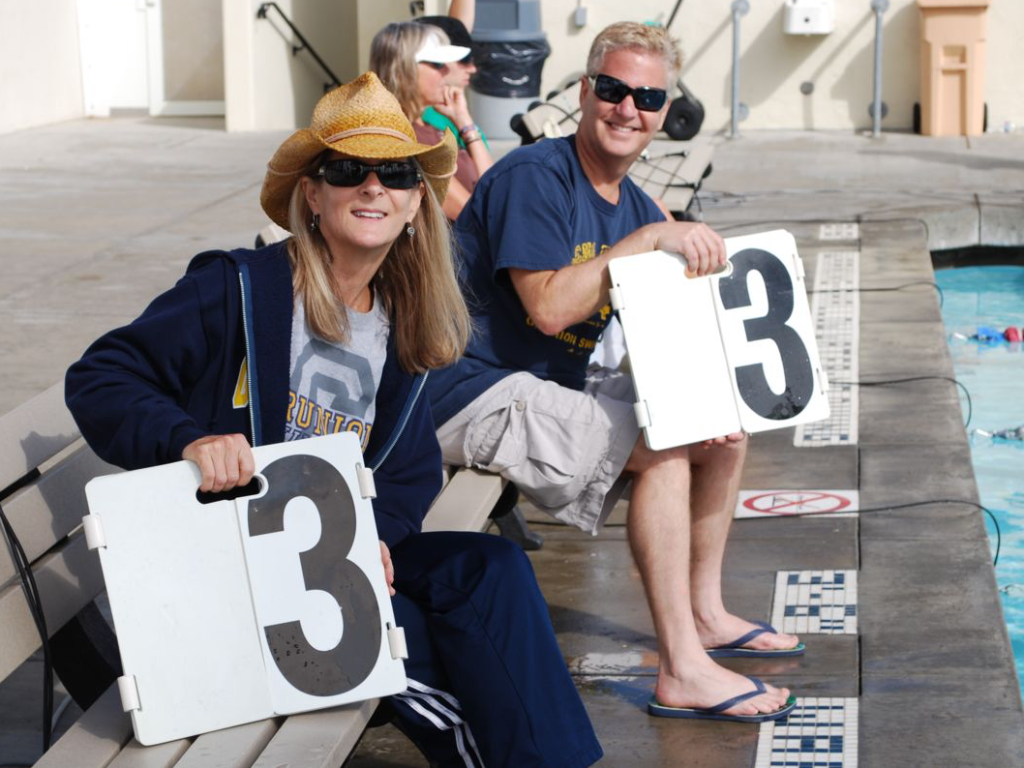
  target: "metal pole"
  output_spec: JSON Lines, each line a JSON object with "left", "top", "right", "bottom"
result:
{"left": 730, "top": 0, "right": 749, "bottom": 139}
{"left": 871, "top": 0, "right": 890, "bottom": 138}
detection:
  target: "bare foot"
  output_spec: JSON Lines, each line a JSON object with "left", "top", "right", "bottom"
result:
{"left": 696, "top": 614, "right": 801, "bottom": 653}
{"left": 654, "top": 656, "right": 791, "bottom": 716}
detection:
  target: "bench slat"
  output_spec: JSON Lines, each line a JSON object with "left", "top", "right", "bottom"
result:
{"left": 250, "top": 700, "right": 376, "bottom": 768}
{"left": 0, "top": 532, "right": 104, "bottom": 681}
{"left": 33, "top": 684, "right": 132, "bottom": 768}
{"left": 107, "top": 738, "right": 191, "bottom": 768}
{"left": 421, "top": 468, "right": 503, "bottom": 533}
{"left": 0, "top": 383, "right": 80, "bottom": 492}
{"left": 1, "top": 445, "right": 116, "bottom": 588}
{"left": 174, "top": 719, "right": 281, "bottom": 768}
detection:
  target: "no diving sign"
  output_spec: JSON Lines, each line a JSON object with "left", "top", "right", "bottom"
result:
{"left": 735, "top": 490, "right": 859, "bottom": 519}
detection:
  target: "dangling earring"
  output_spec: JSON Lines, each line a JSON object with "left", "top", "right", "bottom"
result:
{"left": 406, "top": 224, "right": 416, "bottom": 238}
{"left": 310, "top": 213, "right": 320, "bottom": 233}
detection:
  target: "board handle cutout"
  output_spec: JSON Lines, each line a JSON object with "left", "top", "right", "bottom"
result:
{"left": 196, "top": 475, "right": 266, "bottom": 505}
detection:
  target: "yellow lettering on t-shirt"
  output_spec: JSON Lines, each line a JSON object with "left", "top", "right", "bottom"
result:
{"left": 572, "top": 241, "right": 597, "bottom": 265}
{"left": 295, "top": 396, "right": 313, "bottom": 429}
{"left": 313, "top": 405, "right": 331, "bottom": 436}
{"left": 346, "top": 421, "right": 364, "bottom": 443}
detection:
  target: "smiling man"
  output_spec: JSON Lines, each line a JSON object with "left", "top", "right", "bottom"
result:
{"left": 427, "top": 22, "right": 801, "bottom": 724}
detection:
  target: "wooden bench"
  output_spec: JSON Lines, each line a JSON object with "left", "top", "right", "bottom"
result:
{"left": 0, "top": 382, "right": 506, "bottom": 767}
{"left": 513, "top": 80, "right": 715, "bottom": 217}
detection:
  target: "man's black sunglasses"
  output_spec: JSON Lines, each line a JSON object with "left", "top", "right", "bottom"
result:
{"left": 317, "top": 159, "right": 422, "bottom": 190}
{"left": 588, "top": 73, "right": 668, "bottom": 112}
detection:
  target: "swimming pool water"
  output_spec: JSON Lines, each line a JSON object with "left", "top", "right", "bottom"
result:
{"left": 936, "top": 265, "right": 1024, "bottom": 694}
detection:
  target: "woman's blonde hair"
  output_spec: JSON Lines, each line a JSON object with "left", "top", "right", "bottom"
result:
{"left": 286, "top": 155, "right": 470, "bottom": 373}
{"left": 587, "top": 22, "right": 682, "bottom": 82}
{"left": 370, "top": 21, "right": 447, "bottom": 121}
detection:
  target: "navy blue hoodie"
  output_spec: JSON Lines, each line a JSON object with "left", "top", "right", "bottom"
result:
{"left": 65, "top": 241, "right": 441, "bottom": 549}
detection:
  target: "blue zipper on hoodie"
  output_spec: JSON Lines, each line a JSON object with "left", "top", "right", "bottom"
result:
{"left": 236, "top": 263, "right": 426, "bottom": 468}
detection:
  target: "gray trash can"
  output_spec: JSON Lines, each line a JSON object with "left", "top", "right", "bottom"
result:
{"left": 468, "top": 0, "right": 550, "bottom": 140}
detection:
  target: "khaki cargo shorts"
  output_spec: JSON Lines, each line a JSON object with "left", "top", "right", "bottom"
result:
{"left": 435, "top": 368, "right": 640, "bottom": 533}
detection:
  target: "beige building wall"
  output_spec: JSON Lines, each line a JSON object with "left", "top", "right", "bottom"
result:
{"left": 0, "top": 0, "right": 85, "bottom": 134}
{"left": 224, "top": 0, "right": 359, "bottom": 131}
{"left": 534, "top": 0, "right": 1021, "bottom": 133}
{"left": 218, "top": 0, "right": 1023, "bottom": 134}
{"left": 162, "top": 0, "right": 225, "bottom": 102}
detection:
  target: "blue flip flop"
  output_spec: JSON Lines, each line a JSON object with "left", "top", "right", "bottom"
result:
{"left": 706, "top": 620, "right": 805, "bottom": 658}
{"left": 647, "top": 676, "right": 797, "bottom": 723}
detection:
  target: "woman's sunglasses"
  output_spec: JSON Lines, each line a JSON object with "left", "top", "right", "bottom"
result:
{"left": 317, "top": 159, "right": 422, "bottom": 190}
{"left": 588, "top": 74, "right": 668, "bottom": 112}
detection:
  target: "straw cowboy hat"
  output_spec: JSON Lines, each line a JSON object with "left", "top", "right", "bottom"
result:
{"left": 260, "top": 71, "right": 457, "bottom": 230}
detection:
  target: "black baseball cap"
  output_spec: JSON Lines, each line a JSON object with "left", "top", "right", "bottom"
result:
{"left": 416, "top": 15, "right": 474, "bottom": 57}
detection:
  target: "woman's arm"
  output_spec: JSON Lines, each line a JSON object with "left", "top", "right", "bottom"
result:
{"left": 435, "top": 87, "right": 493, "bottom": 176}
{"left": 447, "top": 0, "right": 474, "bottom": 31}
{"left": 65, "top": 260, "right": 230, "bottom": 471}
{"left": 461, "top": 125, "right": 492, "bottom": 175}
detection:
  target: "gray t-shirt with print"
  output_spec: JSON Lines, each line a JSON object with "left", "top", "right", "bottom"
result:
{"left": 285, "top": 295, "right": 389, "bottom": 450}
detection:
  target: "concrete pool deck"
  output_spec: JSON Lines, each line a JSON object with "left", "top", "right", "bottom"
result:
{"left": 1, "top": 117, "right": 1022, "bottom": 766}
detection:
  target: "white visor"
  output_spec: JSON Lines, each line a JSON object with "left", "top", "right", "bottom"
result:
{"left": 414, "top": 32, "right": 471, "bottom": 64}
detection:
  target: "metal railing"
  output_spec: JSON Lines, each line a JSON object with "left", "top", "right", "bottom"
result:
{"left": 256, "top": 2, "right": 341, "bottom": 92}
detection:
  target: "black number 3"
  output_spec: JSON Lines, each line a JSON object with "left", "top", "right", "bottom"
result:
{"left": 248, "top": 454, "right": 381, "bottom": 696}
{"left": 718, "top": 248, "right": 814, "bottom": 420}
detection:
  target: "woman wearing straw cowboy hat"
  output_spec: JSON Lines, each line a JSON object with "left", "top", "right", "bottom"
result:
{"left": 66, "top": 73, "right": 602, "bottom": 768}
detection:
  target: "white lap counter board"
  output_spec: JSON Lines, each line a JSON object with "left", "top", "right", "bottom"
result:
{"left": 608, "top": 230, "right": 830, "bottom": 449}
{"left": 82, "top": 432, "right": 407, "bottom": 745}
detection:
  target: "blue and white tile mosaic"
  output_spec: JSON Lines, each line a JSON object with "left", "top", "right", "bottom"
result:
{"left": 755, "top": 697, "right": 859, "bottom": 768}
{"left": 771, "top": 570, "right": 858, "bottom": 635}
{"left": 796, "top": 251, "right": 860, "bottom": 447}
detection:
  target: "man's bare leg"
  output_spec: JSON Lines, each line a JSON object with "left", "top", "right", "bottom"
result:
{"left": 625, "top": 438, "right": 791, "bottom": 716}
{"left": 689, "top": 439, "right": 802, "bottom": 652}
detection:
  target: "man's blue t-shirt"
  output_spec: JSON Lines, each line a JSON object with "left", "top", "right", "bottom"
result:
{"left": 428, "top": 135, "right": 665, "bottom": 426}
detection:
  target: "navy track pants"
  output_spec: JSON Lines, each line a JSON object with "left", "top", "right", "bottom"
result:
{"left": 382, "top": 532, "right": 603, "bottom": 768}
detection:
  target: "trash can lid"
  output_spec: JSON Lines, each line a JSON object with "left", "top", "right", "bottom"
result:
{"left": 475, "top": 0, "right": 545, "bottom": 39}
{"left": 917, "top": 0, "right": 991, "bottom": 9}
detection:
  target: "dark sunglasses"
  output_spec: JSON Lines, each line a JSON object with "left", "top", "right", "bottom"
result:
{"left": 420, "top": 60, "right": 448, "bottom": 71}
{"left": 588, "top": 73, "right": 668, "bottom": 112}
{"left": 317, "top": 159, "right": 422, "bottom": 190}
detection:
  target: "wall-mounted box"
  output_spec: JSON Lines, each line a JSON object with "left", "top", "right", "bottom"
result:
{"left": 784, "top": 0, "right": 835, "bottom": 35}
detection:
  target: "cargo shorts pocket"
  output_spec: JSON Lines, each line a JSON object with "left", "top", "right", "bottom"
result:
{"left": 507, "top": 398, "right": 606, "bottom": 510}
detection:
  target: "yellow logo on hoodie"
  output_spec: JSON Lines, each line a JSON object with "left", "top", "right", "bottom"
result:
{"left": 233, "top": 359, "right": 248, "bottom": 409}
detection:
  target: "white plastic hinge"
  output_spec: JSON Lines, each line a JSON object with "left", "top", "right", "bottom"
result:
{"left": 387, "top": 624, "right": 408, "bottom": 660}
{"left": 608, "top": 285, "right": 624, "bottom": 312}
{"left": 82, "top": 514, "right": 106, "bottom": 550}
{"left": 356, "top": 464, "right": 376, "bottom": 499}
{"left": 117, "top": 675, "right": 141, "bottom": 712}
{"left": 794, "top": 255, "right": 806, "bottom": 281}
{"left": 633, "top": 400, "right": 652, "bottom": 429}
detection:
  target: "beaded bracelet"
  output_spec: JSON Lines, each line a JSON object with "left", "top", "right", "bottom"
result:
{"left": 462, "top": 130, "right": 482, "bottom": 145}
{"left": 459, "top": 123, "right": 480, "bottom": 137}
